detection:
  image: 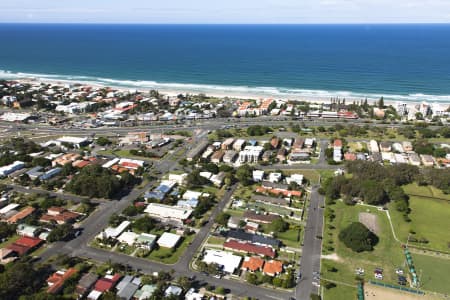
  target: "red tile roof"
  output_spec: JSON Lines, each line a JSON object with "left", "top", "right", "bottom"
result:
{"left": 263, "top": 260, "right": 283, "bottom": 276}
{"left": 7, "top": 206, "right": 35, "bottom": 224}
{"left": 94, "top": 274, "right": 121, "bottom": 292}
{"left": 333, "top": 139, "right": 343, "bottom": 148}
{"left": 241, "top": 256, "right": 265, "bottom": 272}
{"left": 224, "top": 240, "right": 275, "bottom": 258}
{"left": 6, "top": 236, "right": 43, "bottom": 256}
{"left": 47, "top": 268, "right": 77, "bottom": 294}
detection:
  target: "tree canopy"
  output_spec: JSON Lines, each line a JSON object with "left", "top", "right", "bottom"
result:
{"left": 339, "top": 222, "right": 378, "bottom": 252}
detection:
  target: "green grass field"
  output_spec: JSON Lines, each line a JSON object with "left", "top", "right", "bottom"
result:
{"left": 147, "top": 234, "right": 194, "bottom": 264}
{"left": 389, "top": 185, "right": 450, "bottom": 252}
{"left": 403, "top": 183, "right": 450, "bottom": 201}
{"left": 414, "top": 254, "right": 450, "bottom": 294}
{"left": 322, "top": 283, "right": 356, "bottom": 300}
{"left": 322, "top": 201, "right": 404, "bottom": 285}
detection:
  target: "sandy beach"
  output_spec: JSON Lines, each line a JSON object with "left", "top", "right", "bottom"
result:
{"left": 11, "top": 76, "right": 420, "bottom": 107}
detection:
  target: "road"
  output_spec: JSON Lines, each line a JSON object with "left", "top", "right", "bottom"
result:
{"left": 295, "top": 186, "right": 325, "bottom": 299}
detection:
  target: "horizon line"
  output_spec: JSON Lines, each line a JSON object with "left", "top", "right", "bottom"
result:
{"left": 1, "top": 22, "right": 450, "bottom": 26}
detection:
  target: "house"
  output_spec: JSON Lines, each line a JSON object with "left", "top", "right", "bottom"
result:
{"left": 333, "top": 139, "right": 343, "bottom": 162}
{"left": 379, "top": 141, "right": 392, "bottom": 152}
{"left": 223, "top": 150, "right": 237, "bottom": 164}
{"left": 0, "top": 248, "right": 17, "bottom": 264}
{"left": 133, "top": 284, "right": 157, "bottom": 300}
{"left": 268, "top": 172, "right": 282, "bottom": 183}
{"left": 408, "top": 153, "right": 421, "bottom": 166}
{"left": 168, "top": 173, "right": 188, "bottom": 185}
{"left": 263, "top": 260, "right": 283, "bottom": 276}
{"left": 47, "top": 268, "right": 77, "bottom": 294}
{"left": 233, "top": 139, "right": 246, "bottom": 151}
{"left": 241, "top": 256, "right": 265, "bottom": 272}
{"left": 116, "top": 275, "right": 141, "bottom": 300}
{"left": 286, "top": 174, "right": 304, "bottom": 185}
{"left": 227, "top": 216, "right": 241, "bottom": 229}
{"left": 262, "top": 150, "right": 273, "bottom": 162}
{"left": 210, "top": 172, "right": 226, "bottom": 187}
{"left": 221, "top": 138, "right": 235, "bottom": 150}
{"left": 101, "top": 221, "right": 131, "bottom": 239}
{"left": 185, "top": 288, "right": 204, "bottom": 300}
{"left": 276, "top": 147, "right": 287, "bottom": 161}
{"left": 252, "top": 170, "right": 264, "bottom": 182}
{"left": 243, "top": 210, "right": 281, "bottom": 224}
{"left": 420, "top": 154, "right": 435, "bottom": 167}
{"left": 392, "top": 142, "right": 404, "bottom": 153}
{"left": 93, "top": 274, "right": 121, "bottom": 292}
{"left": 76, "top": 273, "right": 99, "bottom": 298}
{"left": 6, "top": 236, "right": 43, "bottom": 256}
{"left": 253, "top": 195, "right": 288, "bottom": 206}
{"left": 16, "top": 224, "right": 39, "bottom": 237}
{"left": 344, "top": 152, "right": 357, "bottom": 161}
{"left": 288, "top": 152, "right": 310, "bottom": 163}
{"left": 117, "top": 231, "right": 139, "bottom": 246}
{"left": 223, "top": 240, "right": 275, "bottom": 258}
{"left": 157, "top": 232, "right": 181, "bottom": 248}
{"left": 40, "top": 207, "right": 80, "bottom": 224}
{"left": 402, "top": 141, "right": 413, "bottom": 152}
{"left": 226, "top": 229, "right": 281, "bottom": 248}
{"left": 145, "top": 203, "right": 192, "bottom": 224}
{"left": 135, "top": 233, "right": 157, "bottom": 250}
{"left": 7, "top": 206, "right": 35, "bottom": 224}
{"left": 164, "top": 285, "right": 183, "bottom": 297}
{"left": 202, "top": 249, "right": 242, "bottom": 274}
{"left": 369, "top": 140, "right": 379, "bottom": 153}
{"left": 144, "top": 180, "right": 177, "bottom": 201}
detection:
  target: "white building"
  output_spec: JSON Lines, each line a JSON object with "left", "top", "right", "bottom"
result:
{"left": 102, "top": 221, "right": 131, "bottom": 239}
{"left": 202, "top": 250, "right": 242, "bottom": 274}
{"left": 286, "top": 174, "right": 304, "bottom": 185}
{"left": 117, "top": 231, "right": 138, "bottom": 246}
{"left": 157, "top": 232, "right": 181, "bottom": 248}
{"left": 144, "top": 203, "right": 192, "bottom": 223}
{"left": 252, "top": 170, "right": 264, "bottom": 182}
{"left": 168, "top": 173, "right": 188, "bottom": 185}
{"left": 239, "top": 146, "right": 264, "bottom": 163}
{"left": 369, "top": 140, "right": 379, "bottom": 153}
{"left": 268, "top": 172, "right": 282, "bottom": 183}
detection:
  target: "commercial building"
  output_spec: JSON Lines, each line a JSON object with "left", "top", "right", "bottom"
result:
{"left": 0, "top": 161, "right": 25, "bottom": 177}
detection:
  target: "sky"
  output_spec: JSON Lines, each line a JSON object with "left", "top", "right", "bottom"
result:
{"left": 1, "top": 0, "right": 450, "bottom": 24}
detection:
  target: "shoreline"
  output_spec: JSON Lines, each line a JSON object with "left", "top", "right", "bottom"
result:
{"left": 3, "top": 74, "right": 450, "bottom": 107}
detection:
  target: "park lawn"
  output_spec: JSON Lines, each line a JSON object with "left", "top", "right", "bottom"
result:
{"left": 403, "top": 183, "right": 450, "bottom": 201}
{"left": 323, "top": 201, "right": 404, "bottom": 285}
{"left": 413, "top": 254, "right": 450, "bottom": 295}
{"left": 322, "top": 283, "right": 356, "bottom": 300}
{"left": 147, "top": 234, "right": 194, "bottom": 264}
{"left": 389, "top": 196, "right": 450, "bottom": 252}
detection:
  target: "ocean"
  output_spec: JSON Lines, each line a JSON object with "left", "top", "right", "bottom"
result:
{"left": 1, "top": 24, "right": 450, "bottom": 103}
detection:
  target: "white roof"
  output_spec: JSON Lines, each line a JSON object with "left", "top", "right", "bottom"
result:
{"left": 145, "top": 203, "right": 192, "bottom": 220}
{"left": 182, "top": 190, "right": 203, "bottom": 200}
{"left": 0, "top": 203, "right": 20, "bottom": 214}
{"left": 157, "top": 232, "right": 181, "bottom": 248}
{"left": 102, "top": 158, "right": 120, "bottom": 168}
{"left": 0, "top": 112, "right": 31, "bottom": 122}
{"left": 199, "top": 172, "right": 212, "bottom": 179}
{"left": 87, "top": 290, "right": 102, "bottom": 300}
{"left": 203, "top": 250, "right": 242, "bottom": 274}
{"left": 117, "top": 231, "right": 138, "bottom": 245}
{"left": 57, "top": 136, "right": 88, "bottom": 144}
{"left": 104, "top": 221, "right": 131, "bottom": 238}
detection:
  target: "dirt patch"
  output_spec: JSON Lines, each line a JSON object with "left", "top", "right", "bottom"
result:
{"left": 365, "top": 284, "right": 438, "bottom": 300}
{"left": 322, "top": 253, "right": 342, "bottom": 262}
{"left": 359, "top": 212, "right": 380, "bottom": 235}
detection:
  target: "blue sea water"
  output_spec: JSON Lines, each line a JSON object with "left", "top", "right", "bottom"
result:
{"left": 1, "top": 24, "right": 450, "bottom": 103}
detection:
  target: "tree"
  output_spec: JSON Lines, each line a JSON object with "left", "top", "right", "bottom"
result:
{"left": 47, "top": 223, "right": 73, "bottom": 242}
{"left": 235, "top": 164, "right": 254, "bottom": 186}
{"left": 269, "top": 218, "right": 289, "bottom": 233}
{"left": 96, "top": 136, "right": 112, "bottom": 146}
{"left": 215, "top": 212, "right": 230, "bottom": 226}
{"left": 246, "top": 273, "right": 259, "bottom": 285}
{"left": 132, "top": 215, "right": 156, "bottom": 233}
{"left": 339, "top": 222, "right": 378, "bottom": 252}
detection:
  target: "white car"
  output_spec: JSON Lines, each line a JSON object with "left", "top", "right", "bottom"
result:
{"left": 374, "top": 273, "right": 383, "bottom": 280}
